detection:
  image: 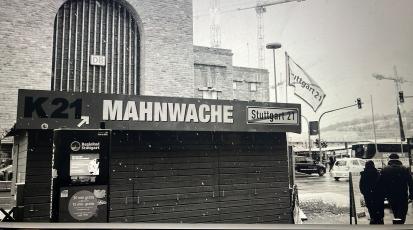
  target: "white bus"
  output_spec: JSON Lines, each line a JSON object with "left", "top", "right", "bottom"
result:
{"left": 351, "top": 142, "right": 411, "bottom": 169}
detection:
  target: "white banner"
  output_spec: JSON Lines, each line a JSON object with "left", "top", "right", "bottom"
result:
{"left": 286, "top": 53, "right": 326, "bottom": 112}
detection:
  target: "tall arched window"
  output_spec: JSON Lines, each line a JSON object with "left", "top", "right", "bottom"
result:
{"left": 51, "top": 0, "right": 140, "bottom": 95}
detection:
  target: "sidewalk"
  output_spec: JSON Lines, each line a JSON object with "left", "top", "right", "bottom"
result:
{"left": 358, "top": 203, "right": 413, "bottom": 224}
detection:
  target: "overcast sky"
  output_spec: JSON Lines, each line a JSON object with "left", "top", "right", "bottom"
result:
{"left": 193, "top": 0, "right": 413, "bottom": 132}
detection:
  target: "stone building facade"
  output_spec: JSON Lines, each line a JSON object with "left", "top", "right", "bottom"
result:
{"left": 194, "top": 46, "right": 269, "bottom": 102}
{"left": 0, "top": 0, "right": 269, "bottom": 185}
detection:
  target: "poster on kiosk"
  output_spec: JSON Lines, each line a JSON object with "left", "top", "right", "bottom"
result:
{"left": 51, "top": 129, "right": 110, "bottom": 222}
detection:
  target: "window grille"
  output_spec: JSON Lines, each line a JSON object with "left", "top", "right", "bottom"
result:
{"left": 51, "top": 0, "right": 140, "bottom": 95}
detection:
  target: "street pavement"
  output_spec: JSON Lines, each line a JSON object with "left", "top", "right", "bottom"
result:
{"left": 295, "top": 171, "right": 413, "bottom": 225}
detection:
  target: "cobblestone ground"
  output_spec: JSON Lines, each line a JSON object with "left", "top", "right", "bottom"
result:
{"left": 300, "top": 199, "right": 350, "bottom": 224}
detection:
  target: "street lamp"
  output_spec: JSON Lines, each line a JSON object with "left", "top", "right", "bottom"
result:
{"left": 372, "top": 73, "right": 412, "bottom": 84}
{"left": 317, "top": 101, "right": 362, "bottom": 163}
{"left": 266, "top": 42, "right": 282, "bottom": 103}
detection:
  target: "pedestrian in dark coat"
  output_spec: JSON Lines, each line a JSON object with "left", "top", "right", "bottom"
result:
{"left": 328, "top": 153, "right": 336, "bottom": 172}
{"left": 379, "top": 153, "right": 413, "bottom": 224}
{"left": 359, "top": 161, "right": 384, "bottom": 224}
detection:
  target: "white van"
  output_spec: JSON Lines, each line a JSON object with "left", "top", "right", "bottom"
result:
{"left": 330, "top": 158, "right": 366, "bottom": 181}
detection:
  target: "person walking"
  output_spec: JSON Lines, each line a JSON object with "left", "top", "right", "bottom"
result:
{"left": 328, "top": 152, "right": 336, "bottom": 172}
{"left": 379, "top": 153, "right": 413, "bottom": 224}
{"left": 359, "top": 161, "right": 384, "bottom": 224}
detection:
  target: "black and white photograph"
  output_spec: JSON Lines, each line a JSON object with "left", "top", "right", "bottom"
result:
{"left": 0, "top": 0, "right": 412, "bottom": 228}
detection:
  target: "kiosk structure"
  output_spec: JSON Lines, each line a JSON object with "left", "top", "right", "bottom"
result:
{"left": 14, "top": 89, "right": 301, "bottom": 223}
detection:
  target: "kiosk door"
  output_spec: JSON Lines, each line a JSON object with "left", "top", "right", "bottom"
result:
{"left": 51, "top": 129, "right": 111, "bottom": 222}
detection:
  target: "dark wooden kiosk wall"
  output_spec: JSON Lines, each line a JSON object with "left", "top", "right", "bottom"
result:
{"left": 110, "top": 131, "right": 290, "bottom": 223}
{"left": 20, "top": 130, "right": 53, "bottom": 222}
{"left": 20, "top": 131, "right": 290, "bottom": 223}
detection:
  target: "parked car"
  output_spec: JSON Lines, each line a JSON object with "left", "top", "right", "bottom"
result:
{"left": 330, "top": 158, "right": 366, "bottom": 181}
{"left": 295, "top": 156, "right": 326, "bottom": 176}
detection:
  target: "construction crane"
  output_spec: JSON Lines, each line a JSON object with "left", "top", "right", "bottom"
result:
{"left": 195, "top": 0, "right": 304, "bottom": 67}
{"left": 237, "top": 0, "right": 305, "bottom": 68}
{"left": 210, "top": 0, "right": 221, "bottom": 48}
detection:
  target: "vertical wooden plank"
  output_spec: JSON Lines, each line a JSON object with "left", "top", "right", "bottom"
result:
{"left": 128, "top": 13, "right": 131, "bottom": 95}
{"left": 111, "top": 1, "right": 115, "bottom": 94}
{"left": 66, "top": 1, "right": 72, "bottom": 92}
{"left": 99, "top": 0, "right": 104, "bottom": 93}
{"left": 52, "top": 10, "right": 59, "bottom": 91}
{"left": 134, "top": 20, "right": 137, "bottom": 95}
{"left": 22, "top": 130, "right": 53, "bottom": 222}
{"left": 131, "top": 19, "right": 135, "bottom": 95}
{"left": 86, "top": 0, "right": 91, "bottom": 92}
{"left": 73, "top": 0, "right": 79, "bottom": 92}
{"left": 122, "top": 7, "right": 126, "bottom": 94}
{"left": 117, "top": 5, "right": 120, "bottom": 94}
{"left": 80, "top": 0, "right": 85, "bottom": 92}
{"left": 92, "top": 0, "right": 97, "bottom": 93}
{"left": 105, "top": 0, "right": 109, "bottom": 93}
{"left": 60, "top": 4, "right": 66, "bottom": 92}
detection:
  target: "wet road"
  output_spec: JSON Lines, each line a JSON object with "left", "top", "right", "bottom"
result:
{"left": 295, "top": 172, "right": 349, "bottom": 196}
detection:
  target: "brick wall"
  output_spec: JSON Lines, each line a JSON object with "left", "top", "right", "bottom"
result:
{"left": 0, "top": 0, "right": 195, "bottom": 137}
{"left": 233, "top": 66, "right": 269, "bottom": 102}
{"left": 194, "top": 46, "right": 269, "bottom": 102}
{"left": 132, "top": 0, "right": 194, "bottom": 97}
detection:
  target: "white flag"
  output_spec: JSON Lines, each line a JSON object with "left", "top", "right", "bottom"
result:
{"left": 286, "top": 53, "right": 326, "bottom": 112}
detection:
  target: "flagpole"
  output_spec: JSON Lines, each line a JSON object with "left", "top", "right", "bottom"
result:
{"left": 285, "top": 52, "right": 289, "bottom": 103}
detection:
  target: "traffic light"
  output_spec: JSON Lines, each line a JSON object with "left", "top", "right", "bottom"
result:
{"left": 321, "top": 140, "right": 328, "bottom": 148}
{"left": 399, "top": 91, "right": 404, "bottom": 103}
{"left": 407, "top": 138, "right": 413, "bottom": 147}
{"left": 314, "top": 139, "right": 327, "bottom": 148}
{"left": 356, "top": 98, "right": 362, "bottom": 109}
{"left": 314, "top": 139, "right": 320, "bottom": 148}
{"left": 309, "top": 121, "right": 319, "bottom": 135}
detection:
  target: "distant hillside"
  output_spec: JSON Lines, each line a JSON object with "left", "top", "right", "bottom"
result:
{"left": 321, "top": 110, "right": 413, "bottom": 142}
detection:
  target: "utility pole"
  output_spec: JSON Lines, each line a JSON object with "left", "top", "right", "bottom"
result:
{"left": 372, "top": 66, "right": 413, "bottom": 152}
{"left": 370, "top": 95, "right": 381, "bottom": 168}
{"left": 393, "top": 66, "right": 405, "bottom": 154}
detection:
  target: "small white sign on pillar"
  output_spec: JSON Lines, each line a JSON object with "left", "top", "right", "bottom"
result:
{"left": 90, "top": 55, "right": 106, "bottom": 66}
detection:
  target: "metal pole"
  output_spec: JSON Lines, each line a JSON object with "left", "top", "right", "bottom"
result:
{"left": 307, "top": 124, "right": 312, "bottom": 156}
{"left": 318, "top": 116, "right": 322, "bottom": 162}
{"left": 273, "top": 49, "right": 278, "bottom": 103}
{"left": 370, "top": 95, "right": 380, "bottom": 167}
{"left": 393, "top": 66, "right": 404, "bottom": 154}
{"left": 318, "top": 104, "right": 359, "bottom": 162}
{"left": 301, "top": 115, "right": 310, "bottom": 156}
{"left": 349, "top": 171, "right": 353, "bottom": 225}
{"left": 285, "top": 52, "right": 289, "bottom": 103}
